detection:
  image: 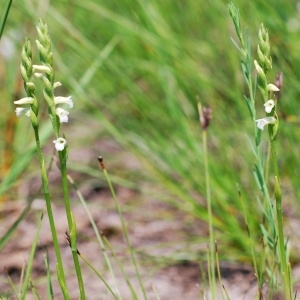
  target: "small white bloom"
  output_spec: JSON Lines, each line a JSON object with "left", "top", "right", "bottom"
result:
{"left": 256, "top": 117, "right": 276, "bottom": 130}
{"left": 56, "top": 107, "right": 69, "bottom": 123}
{"left": 54, "top": 96, "right": 73, "bottom": 108}
{"left": 53, "top": 82, "right": 62, "bottom": 89}
{"left": 53, "top": 137, "right": 67, "bottom": 151}
{"left": 264, "top": 99, "right": 275, "bottom": 113}
{"left": 14, "top": 97, "right": 34, "bottom": 105}
{"left": 15, "top": 107, "right": 31, "bottom": 117}
{"left": 267, "top": 84, "right": 280, "bottom": 92}
{"left": 33, "top": 64, "right": 51, "bottom": 73}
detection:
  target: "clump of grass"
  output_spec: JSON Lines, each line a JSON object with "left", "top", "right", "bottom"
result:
{"left": 2, "top": 1, "right": 300, "bottom": 299}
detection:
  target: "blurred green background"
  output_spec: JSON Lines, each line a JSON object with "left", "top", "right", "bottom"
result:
{"left": 1, "top": 0, "right": 300, "bottom": 262}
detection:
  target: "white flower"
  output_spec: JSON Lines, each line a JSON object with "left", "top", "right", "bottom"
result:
{"left": 264, "top": 99, "right": 275, "bottom": 113}
{"left": 256, "top": 117, "right": 276, "bottom": 130}
{"left": 267, "top": 84, "right": 280, "bottom": 92}
{"left": 54, "top": 96, "right": 73, "bottom": 108}
{"left": 15, "top": 107, "right": 31, "bottom": 117}
{"left": 56, "top": 107, "right": 69, "bottom": 123}
{"left": 33, "top": 64, "right": 51, "bottom": 73}
{"left": 53, "top": 137, "right": 67, "bottom": 151}
{"left": 14, "top": 97, "right": 34, "bottom": 105}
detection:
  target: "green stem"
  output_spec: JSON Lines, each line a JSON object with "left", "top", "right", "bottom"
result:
{"left": 101, "top": 162, "right": 147, "bottom": 300}
{"left": 58, "top": 151, "right": 86, "bottom": 299}
{"left": 67, "top": 174, "right": 121, "bottom": 299}
{"left": 202, "top": 130, "right": 216, "bottom": 298}
{"left": 33, "top": 128, "right": 69, "bottom": 299}
{"left": 269, "top": 135, "right": 291, "bottom": 299}
{"left": 0, "top": 0, "right": 13, "bottom": 39}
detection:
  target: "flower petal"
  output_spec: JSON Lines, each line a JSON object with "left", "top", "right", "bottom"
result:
{"left": 14, "top": 97, "right": 34, "bottom": 105}
{"left": 54, "top": 96, "right": 73, "bottom": 108}
{"left": 15, "top": 107, "right": 31, "bottom": 117}
{"left": 256, "top": 116, "right": 276, "bottom": 130}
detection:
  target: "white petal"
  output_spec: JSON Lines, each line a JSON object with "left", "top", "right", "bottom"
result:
{"left": 264, "top": 99, "right": 275, "bottom": 113}
{"left": 54, "top": 96, "right": 73, "bottom": 108}
{"left": 14, "top": 97, "right": 34, "bottom": 105}
{"left": 15, "top": 107, "right": 31, "bottom": 117}
{"left": 53, "top": 137, "right": 67, "bottom": 151}
{"left": 56, "top": 107, "right": 69, "bottom": 123}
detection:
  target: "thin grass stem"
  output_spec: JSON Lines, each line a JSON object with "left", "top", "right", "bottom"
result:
{"left": 78, "top": 253, "right": 119, "bottom": 300}
{"left": 43, "top": 251, "right": 54, "bottom": 300}
{"left": 198, "top": 102, "right": 216, "bottom": 299}
{"left": 98, "top": 156, "right": 147, "bottom": 300}
{"left": 20, "top": 212, "right": 44, "bottom": 300}
{"left": 67, "top": 174, "right": 121, "bottom": 299}
{"left": 103, "top": 236, "right": 138, "bottom": 300}
{"left": 269, "top": 137, "right": 291, "bottom": 298}
{"left": 33, "top": 129, "right": 69, "bottom": 299}
{"left": 58, "top": 151, "right": 86, "bottom": 299}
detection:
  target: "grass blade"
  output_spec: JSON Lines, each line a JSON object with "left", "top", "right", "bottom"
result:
{"left": 20, "top": 212, "right": 44, "bottom": 300}
{"left": 0, "top": 0, "right": 13, "bottom": 39}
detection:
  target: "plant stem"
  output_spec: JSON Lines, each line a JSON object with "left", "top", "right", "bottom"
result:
{"left": 268, "top": 134, "right": 291, "bottom": 299}
{"left": 33, "top": 128, "right": 69, "bottom": 299}
{"left": 58, "top": 151, "right": 86, "bottom": 299}
{"left": 99, "top": 157, "right": 147, "bottom": 300}
{"left": 202, "top": 129, "right": 216, "bottom": 299}
{"left": 67, "top": 174, "right": 121, "bottom": 299}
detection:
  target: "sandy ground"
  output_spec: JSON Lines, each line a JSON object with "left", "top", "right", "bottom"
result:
{"left": 1, "top": 120, "right": 299, "bottom": 299}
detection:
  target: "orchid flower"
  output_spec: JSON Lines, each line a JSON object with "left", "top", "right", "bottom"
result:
{"left": 53, "top": 137, "right": 67, "bottom": 151}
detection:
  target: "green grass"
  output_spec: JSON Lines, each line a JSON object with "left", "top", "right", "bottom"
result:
{"left": 1, "top": 0, "right": 300, "bottom": 298}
